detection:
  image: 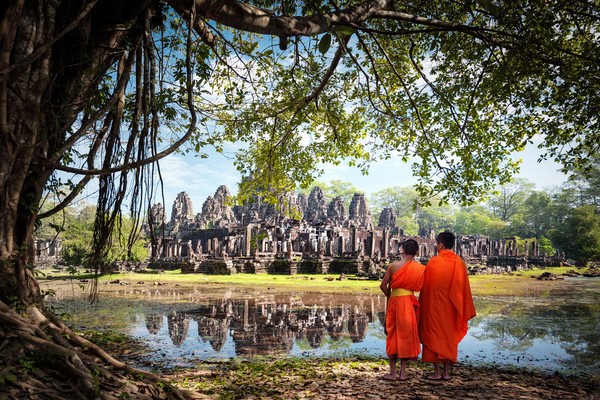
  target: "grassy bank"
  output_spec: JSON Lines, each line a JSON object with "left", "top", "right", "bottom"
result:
{"left": 38, "top": 265, "right": 592, "bottom": 298}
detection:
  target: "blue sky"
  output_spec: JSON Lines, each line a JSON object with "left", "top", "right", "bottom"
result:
{"left": 151, "top": 137, "right": 567, "bottom": 213}
{"left": 67, "top": 134, "right": 567, "bottom": 213}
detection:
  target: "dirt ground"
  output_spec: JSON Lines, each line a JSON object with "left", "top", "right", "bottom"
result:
{"left": 156, "top": 358, "right": 600, "bottom": 400}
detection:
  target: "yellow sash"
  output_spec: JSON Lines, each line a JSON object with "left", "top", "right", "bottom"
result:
{"left": 390, "top": 288, "right": 413, "bottom": 297}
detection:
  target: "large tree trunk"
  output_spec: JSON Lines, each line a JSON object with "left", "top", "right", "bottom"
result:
{"left": 1, "top": 0, "right": 55, "bottom": 306}
{"left": 0, "top": 1, "right": 198, "bottom": 397}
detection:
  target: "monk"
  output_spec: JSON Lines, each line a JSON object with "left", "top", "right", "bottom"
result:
{"left": 379, "top": 239, "right": 425, "bottom": 381}
{"left": 418, "top": 231, "right": 476, "bottom": 380}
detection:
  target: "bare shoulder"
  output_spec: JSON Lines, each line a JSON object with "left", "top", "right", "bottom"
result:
{"left": 389, "top": 259, "right": 407, "bottom": 273}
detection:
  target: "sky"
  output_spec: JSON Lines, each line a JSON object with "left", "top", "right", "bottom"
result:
{"left": 150, "top": 136, "right": 568, "bottom": 213}
{"left": 69, "top": 137, "right": 568, "bottom": 214}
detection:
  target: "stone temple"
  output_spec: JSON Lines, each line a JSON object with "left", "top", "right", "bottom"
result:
{"left": 144, "top": 185, "right": 553, "bottom": 275}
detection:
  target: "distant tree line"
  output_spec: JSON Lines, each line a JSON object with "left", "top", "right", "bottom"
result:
{"left": 311, "top": 158, "right": 600, "bottom": 266}
{"left": 36, "top": 202, "right": 147, "bottom": 267}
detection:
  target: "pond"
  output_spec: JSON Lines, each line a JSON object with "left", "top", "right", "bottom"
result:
{"left": 46, "top": 277, "right": 600, "bottom": 377}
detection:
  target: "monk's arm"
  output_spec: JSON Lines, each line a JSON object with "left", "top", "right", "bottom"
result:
{"left": 380, "top": 267, "right": 391, "bottom": 297}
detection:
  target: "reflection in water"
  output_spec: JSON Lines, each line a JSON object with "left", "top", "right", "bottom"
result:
{"left": 198, "top": 314, "right": 229, "bottom": 352}
{"left": 125, "top": 279, "right": 600, "bottom": 376}
{"left": 47, "top": 277, "right": 599, "bottom": 376}
{"left": 167, "top": 312, "right": 189, "bottom": 346}
{"left": 145, "top": 313, "right": 162, "bottom": 335}
{"left": 142, "top": 295, "right": 378, "bottom": 357}
{"left": 464, "top": 295, "right": 600, "bottom": 375}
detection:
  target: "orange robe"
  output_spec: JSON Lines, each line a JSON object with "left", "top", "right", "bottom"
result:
{"left": 418, "top": 249, "right": 476, "bottom": 363}
{"left": 385, "top": 260, "right": 426, "bottom": 359}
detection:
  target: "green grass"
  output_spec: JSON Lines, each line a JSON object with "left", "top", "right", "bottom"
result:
{"left": 468, "top": 265, "right": 590, "bottom": 296}
{"left": 37, "top": 265, "right": 591, "bottom": 297}
{"left": 38, "top": 268, "right": 380, "bottom": 294}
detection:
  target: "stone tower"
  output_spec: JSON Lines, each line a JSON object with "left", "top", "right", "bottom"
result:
{"left": 171, "top": 191, "right": 195, "bottom": 224}
{"left": 347, "top": 193, "right": 373, "bottom": 228}
{"left": 305, "top": 186, "right": 328, "bottom": 223}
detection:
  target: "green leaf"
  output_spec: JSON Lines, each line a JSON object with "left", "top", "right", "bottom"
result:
{"left": 333, "top": 25, "right": 355, "bottom": 36}
{"left": 477, "top": 0, "right": 499, "bottom": 14}
{"left": 318, "top": 34, "right": 331, "bottom": 54}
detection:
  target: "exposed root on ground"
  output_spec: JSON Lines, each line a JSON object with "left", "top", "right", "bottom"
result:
{"left": 0, "top": 300, "right": 202, "bottom": 399}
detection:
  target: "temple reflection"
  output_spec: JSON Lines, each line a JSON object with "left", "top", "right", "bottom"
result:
{"left": 167, "top": 311, "right": 189, "bottom": 347}
{"left": 145, "top": 313, "right": 163, "bottom": 335}
{"left": 45, "top": 278, "right": 599, "bottom": 375}
{"left": 143, "top": 295, "right": 383, "bottom": 355}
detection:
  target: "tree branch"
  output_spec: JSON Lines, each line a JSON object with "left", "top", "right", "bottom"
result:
{"left": 169, "top": 0, "right": 392, "bottom": 36}
{"left": 36, "top": 176, "right": 93, "bottom": 219}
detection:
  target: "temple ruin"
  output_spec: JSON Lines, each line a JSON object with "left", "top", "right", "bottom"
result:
{"left": 144, "top": 186, "right": 556, "bottom": 275}
{"left": 34, "top": 239, "right": 62, "bottom": 266}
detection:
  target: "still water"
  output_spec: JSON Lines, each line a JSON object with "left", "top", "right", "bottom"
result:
{"left": 47, "top": 277, "right": 600, "bottom": 377}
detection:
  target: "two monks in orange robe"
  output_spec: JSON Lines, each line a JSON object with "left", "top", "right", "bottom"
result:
{"left": 381, "top": 232, "right": 476, "bottom": 381}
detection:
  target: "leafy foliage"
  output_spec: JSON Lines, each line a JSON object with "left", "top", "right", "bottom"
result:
{"left": 198, "top": 0, "right": 600, "bottom": 209}
{"left": 549, "top": 205, "right": 600, "bottom": 265}
{"left": 367, "top": 164, "right": 600, "bottom": 262}
{"left": 485, "top": 179, "right": 536, "bottom": 222}
{"left": 37, "top": 203, "right": 147, "bottom": 267}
